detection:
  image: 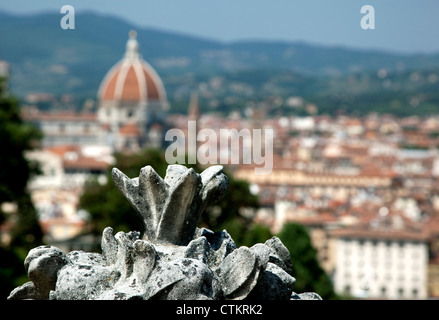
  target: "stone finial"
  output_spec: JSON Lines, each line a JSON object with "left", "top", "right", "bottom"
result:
{"left": 111, "top": 164, "right": 228, "bottom": 245}
{"left": 8, "top": 164, "right": 322, "bottom": 301}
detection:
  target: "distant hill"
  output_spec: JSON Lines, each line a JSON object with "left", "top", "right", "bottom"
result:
{"left": 1, "top": 10, "right": 439, "bottom": 116}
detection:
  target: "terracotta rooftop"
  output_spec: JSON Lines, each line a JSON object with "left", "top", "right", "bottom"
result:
{"left": 63, "top": 157, "right": 109, "bottom": 171}
{"left": 119, "top": 123, "right": 141, "bottom": 136}
{"left": 22, "top": 110, "right": 97, "bottom": 122}
{"left": 330, "top": 226, "right": 429, "bottom": 242}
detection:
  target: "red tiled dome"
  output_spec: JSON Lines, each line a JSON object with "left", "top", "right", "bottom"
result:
{"left": 98, "top": 30, "right": 166, "bottom": 103}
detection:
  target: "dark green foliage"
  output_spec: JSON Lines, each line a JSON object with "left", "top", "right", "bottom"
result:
{"left": 0, "top": 77, "right": 43, "bottom": 298}
{"left": 222, "top": 220, "right": 273, "bottom": 248}
{"left": 0, "top": 77, "right": 43, "bottom": 249}
{"left": 0, "top": 246, "right": 27, "bottom": 299}
{"left": 243, "top": 224, "right": 273, "bottom": 247}
{"left": 278, "top": 222, "right": 337, "bottom": 300}
{"left": 8, "top": 194, "right": 44, "bottom": 250}
{"left": 0, "top": 84, "right": 42, "bottom": 204}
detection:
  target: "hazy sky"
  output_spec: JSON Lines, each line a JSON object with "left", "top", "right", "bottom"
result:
{"left": 1, "top": 0, "right": 438, "bottom": 54}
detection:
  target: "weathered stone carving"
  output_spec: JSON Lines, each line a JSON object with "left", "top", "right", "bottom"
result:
{"left": 112, "top": 165, "right": 228, "bottom": 245}
{"left": 8, "top": 164, "right": 321, "bottom": 300}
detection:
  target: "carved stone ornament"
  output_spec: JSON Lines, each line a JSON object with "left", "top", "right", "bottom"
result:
{"left": 8, "top": 164, "right": 321, "bottom": 300}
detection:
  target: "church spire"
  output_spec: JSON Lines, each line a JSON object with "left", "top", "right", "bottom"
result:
{"left": 188, "top": 90, "right": 200, "bottom": 122}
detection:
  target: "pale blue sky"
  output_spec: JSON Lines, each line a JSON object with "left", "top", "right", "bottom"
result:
{"left": 1, "top": 1, "right": 438, "bottom": 53}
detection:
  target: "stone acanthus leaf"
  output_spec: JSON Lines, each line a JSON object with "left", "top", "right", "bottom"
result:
{"left": 112, "top": 164, "right": 228, "bottom": 245}
{"left": 8, "top": 165, "right": 322, "bottom": 301}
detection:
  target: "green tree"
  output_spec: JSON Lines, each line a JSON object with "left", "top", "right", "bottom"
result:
{"left": 0, "top": 85, "right": 40, "bottom": 201}
{"left": 0, "top": 77, "right": 43, "bottom": 249}
{"left": 0, "top": 77, "right": 43, "bottom": 298}
{"left": 242, "top": 223, "right": 273, "bottom": 247}
{"left": 0, "top": 246, "right": 27, "bottom": 299}
{"left": 278, "top": 222, "right": 337, "bottom": 299}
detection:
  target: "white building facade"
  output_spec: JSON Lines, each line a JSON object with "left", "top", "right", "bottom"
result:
{"left": 333, "top": 233, "right": 428, "bottom": 299}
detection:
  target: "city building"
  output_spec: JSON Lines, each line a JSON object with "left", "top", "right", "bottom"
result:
{"left": 331, "top": 215, "right": 429, "bottom": 299}
{"left": 25, "top": 144, "right": 113, "bottom": 244}
{"left": 22, "top": 109, "right": 105, "bottom": 147}
{"left": 97, "top": 30, "right": 169, "bottom": 151}
{"left": 226, "top": 113, "right": 439, "bottom": 299}
{"left": 22, "top": 30, "right": 170, "bottom": 152}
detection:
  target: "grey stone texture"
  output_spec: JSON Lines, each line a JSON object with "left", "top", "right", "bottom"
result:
{"left": 8, "top": 164, "right": 322, "bottom": 300}
{"left": 112, "top": 164, "right": 228, "bottom": 246}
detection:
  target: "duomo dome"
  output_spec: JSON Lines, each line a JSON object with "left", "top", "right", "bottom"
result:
{"left": 98, "top": 30, "right": 167, "bottom": 105}
{"left": 97, "top": 30, "right": 169, "bottom": 151}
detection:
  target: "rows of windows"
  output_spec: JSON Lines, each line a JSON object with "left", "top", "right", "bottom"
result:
{"left": 43, "top": 122, "right": 99, "bottom": 135}
{"left": 342, "top": 285, "right": 420, "bottom": 299}
{"left": 342, "top": 239, "right": 422, "bottom": 257}
{"left": 343, "top": 238, "right": 422, "bottom": 247}
{"left": 44, "top": 135, "right": 102, "bottom": 146}
{"left": 338, "top": 238, "right": 425, "bottom": 299}
{"left": 343, "top": 271, "right": 420, "bottom": 281}
{"left": 341, "top": 239, "right": 423, "bottom": 269}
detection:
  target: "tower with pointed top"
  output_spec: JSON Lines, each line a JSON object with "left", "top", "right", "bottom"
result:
{"left": 186, "top": 90, "right": 201, "bottom": 160}
{"left": 97, "top": 30, "right": 169, "bottom": 152}
{"left": 188, "top": 90, "right": 200, "bottom": 123}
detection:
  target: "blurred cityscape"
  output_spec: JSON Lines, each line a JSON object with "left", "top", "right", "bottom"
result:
{"left": 2, "top": 10, "right": 439, "bottom": 300}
